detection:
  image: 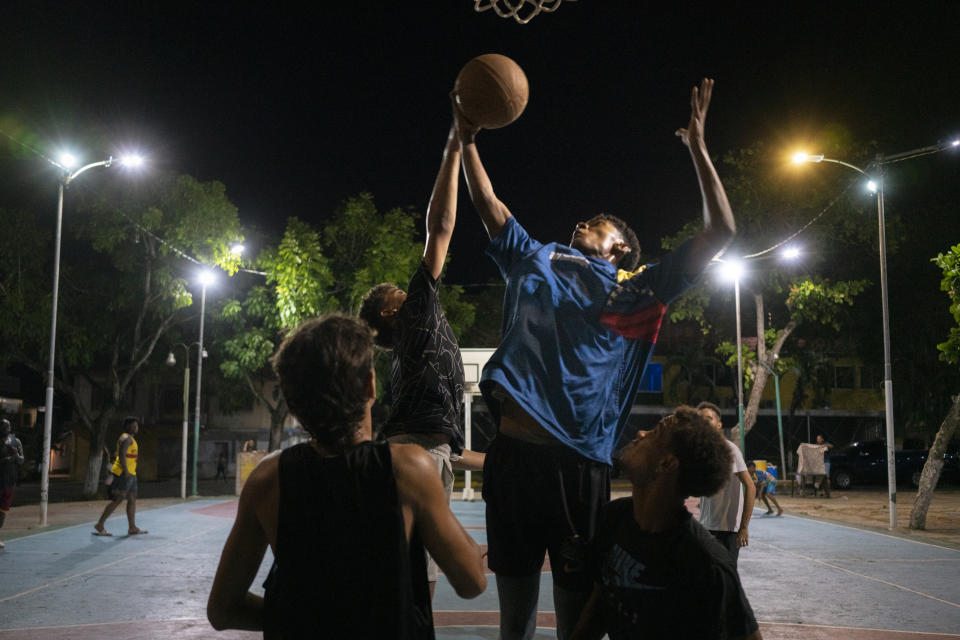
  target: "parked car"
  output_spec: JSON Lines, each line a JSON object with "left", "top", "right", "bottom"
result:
{"left": 829, "top": 440, "right": 957, "bottom": 490}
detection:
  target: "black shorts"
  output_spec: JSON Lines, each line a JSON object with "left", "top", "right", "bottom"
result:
{"left": 109, "top": 474, "right": 137, "bottom": 498}
{"left": 482, "top": 434, "right": 610, "bottom": 592}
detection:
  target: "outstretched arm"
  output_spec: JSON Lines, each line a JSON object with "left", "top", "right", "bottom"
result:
{"left": 454, "top": 97, "right": 513, "bottom": 239}
{"left": 423, "top": 123, "right": 462, "bottom": 280}
{"left": 675, "top": 78, "right": 736, "bottom": 274}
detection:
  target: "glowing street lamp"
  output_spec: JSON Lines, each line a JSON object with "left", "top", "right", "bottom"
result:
{"left": 792, "top": 138, "right": 958, "bottom": 529}
{"left": 191, "top": 270, "right": 216, "bottom": 496}
{"left": 717, "top": 258, "right": 747, "bottom": 453}
{"left": 40, "top": 152, "right": 145, "bottom": 527}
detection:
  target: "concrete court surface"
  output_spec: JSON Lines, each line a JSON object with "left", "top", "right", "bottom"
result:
{"left": 0, "top": 499, "right": 959, "bottom": 639}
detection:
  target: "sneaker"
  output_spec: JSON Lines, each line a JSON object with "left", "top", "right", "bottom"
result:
{"left": 0, "top": 540, "right": 5, "bottom": 549}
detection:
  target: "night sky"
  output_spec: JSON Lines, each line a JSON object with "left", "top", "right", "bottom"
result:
{"left": 2, "top": 3, "right": 958, "bottom": 285}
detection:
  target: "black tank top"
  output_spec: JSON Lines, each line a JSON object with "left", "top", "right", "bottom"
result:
{"left": 263, "top": 441, "right": 434, "bottom": 639}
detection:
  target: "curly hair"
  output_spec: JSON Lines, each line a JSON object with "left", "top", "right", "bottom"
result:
{"left": 665, "top": 405, "right": 733, "bottom": 498}
{"left": 357, "top": 283, "right": 398, "bottom": 348}
{"left": 587, "top": 213, "right": 641, "bottom": 271}
{"left": 271, "top": 314, "right": 375, "bottom": 452}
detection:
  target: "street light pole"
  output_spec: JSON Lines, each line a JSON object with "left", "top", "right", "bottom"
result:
{"left": 874, "top": 162, "right": 898, "bottom": 530}
{"left": 761, "top": 359, "right": 787, "bottom": 482}
{"left": 40, "top": 155, "right": 142, "bottom": 526}
{"left": 734, "top": 277, "right": 745, "bottom": 454}
{"left": 791, "top": 142, "right": 957, "bottom": 530}
{"left": 192, "top": 281, "right": 207, "bottom": 496}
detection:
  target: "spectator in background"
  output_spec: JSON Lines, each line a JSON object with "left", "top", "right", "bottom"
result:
{"left": 815, "top": 434, "right": 833, "bottom": 497}
{"left": 747, "top": 461, "right": 782, "bottom": 516}
{"left": 695, "top": 402, "right": 755, "bottom": 567}
{"left": 0, "top": 418, "right": 25, "bottom": 550}
{"left": 93, "top": 417, "right": 147, "bottom": 536}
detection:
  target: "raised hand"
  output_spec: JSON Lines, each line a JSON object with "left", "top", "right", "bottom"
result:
{"left": 451, "top": 91, "right": 480, "bottom": 145}
{"left": 675, "top": 78, "right": 714, "bottom": 148}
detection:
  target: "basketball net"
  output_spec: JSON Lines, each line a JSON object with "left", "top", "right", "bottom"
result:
{"left": 473, "top": 0, "right": 576, "bottom": 24}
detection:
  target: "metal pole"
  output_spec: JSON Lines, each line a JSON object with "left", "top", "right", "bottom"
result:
{"left": 774, "top": 372, "right": 786, "bottom": 481}
{"left": 39, "top": 182, "right": 65, "bottom": 527}
{"left": 461, "top": 393, "right": 474, "bottom": 501}
{"left": 192, "top": 284, "right": 206, "bottom": 496}
{"left": 876, "top": 165, "right": 897, "bottom": 530}
{"left": 181, "top": 364, "right": 190, "bottom": 500}
{"left": 735, "top": 278, "right": 745, "bottom": 454}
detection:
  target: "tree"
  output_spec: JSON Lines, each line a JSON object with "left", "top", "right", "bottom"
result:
{"left": 909, "top": 244, "right": 960, "bottom": 530}
{"left": 0, "top": 173, "right": 243, "bottom": 496}
{"left": 662, "top": 138, "right": 873, "bottom": 440}
{"left": 217, "top": 194, "right": 475, "bottom": 450}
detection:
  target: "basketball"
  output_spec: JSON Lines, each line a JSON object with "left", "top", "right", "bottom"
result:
{"left": 454, "top": 54, "right": 529, "bottom": 129}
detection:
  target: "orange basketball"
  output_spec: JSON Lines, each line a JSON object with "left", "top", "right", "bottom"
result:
{"left": 454, "top": 54, "right": 529, "bottom": 129}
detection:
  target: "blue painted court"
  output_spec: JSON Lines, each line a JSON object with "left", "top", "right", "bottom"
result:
{"left": 1, "top": 499, "right": 959, "bottom": 639}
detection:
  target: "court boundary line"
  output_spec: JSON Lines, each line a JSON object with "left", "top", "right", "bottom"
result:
{"left": 760, "top": 621, "right": 960, "bottom": 636}
{"left": 758, "top": 540, "right": 960, "bottom": 610}
{"left": 0, "top": 523, "right": 224, "bottom": 604}
{"left": 776, "top": 512, "right": 960, "bottom": 553}
{"left": 5, "top": 616, "right": 959, "bottom": 636}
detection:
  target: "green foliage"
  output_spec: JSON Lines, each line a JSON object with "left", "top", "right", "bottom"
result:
{"left": 785, "top": 277, "right": 869, "bottom": 330}
{"left": 215, "top": 193, "right": 477, "bottom": 424}
{"left": 933, "top": 244, "right": 960, "bottom": 365}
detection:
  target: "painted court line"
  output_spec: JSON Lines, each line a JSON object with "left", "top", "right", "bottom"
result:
{"left": 757, "top": 541, "right": 960, "bottom": 610}
{"left": 779, "top": 513, "right": 960, "bottom": 553}
{"left": 763, "top": 621, "right": 960, "bottom": 637}
{"left": 0, "top": 523, "right": 224, "bottom": 604}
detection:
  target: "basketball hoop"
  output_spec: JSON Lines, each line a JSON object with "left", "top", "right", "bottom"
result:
{"left": 473, "top": 0, "right": 576, "bottom": 24}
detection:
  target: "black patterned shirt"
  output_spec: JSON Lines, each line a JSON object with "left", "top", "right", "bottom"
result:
{"left": 383, "top": 262, "right": 465, "bottom": 451}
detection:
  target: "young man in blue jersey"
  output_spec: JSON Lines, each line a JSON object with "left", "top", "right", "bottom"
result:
{"left": 455, "top": 78, "right": 736, "bottom": 639}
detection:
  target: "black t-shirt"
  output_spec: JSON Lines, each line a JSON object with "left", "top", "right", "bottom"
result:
{"left": 383, "top": 262, "right": 465, "bottom": 451}
{"left": 591, "top": 498, "right": 759, "bottom": 640}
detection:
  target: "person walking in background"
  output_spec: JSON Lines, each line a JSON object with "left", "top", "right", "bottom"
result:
{"left": 216, "top": 451, "right": 228, "bottom": 483}
{"left": 0, "top": 418, "right": 25, "bottom": 550}
{"left": 93, "top": 417, "right": 147, "bottom": 536}
{"left": 816, "top": 434, "right": 834, "bottom": 497}
{"left": 695, "top": 402, "right": 755, "bottom": 567}
{"left": 748, "top": 461, "right": 782, "bottom": 516}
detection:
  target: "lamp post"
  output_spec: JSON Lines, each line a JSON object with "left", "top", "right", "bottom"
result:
{"left": 793, "top": 151, "right": 900, "bottom": 528}
{"left": 792, "top": 142, "right": 958, "bottom": 529}
{"left": 39, "top": 153, "right": 144, "bottom": 527}
{"left": 760, "top": 356, "right": 787, "bottom": 483}
{"left": 718, "top": 258, "right": 746, "bottom": 454}
{"left": 192, "top": 270, "right": 215, "bottom": 496}
{"left": 166, "top": 343, "right": 206, "bottom": 499}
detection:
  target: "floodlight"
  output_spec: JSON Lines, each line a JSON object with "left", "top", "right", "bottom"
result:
{"left": 198, "top": 270, "right": 216, "bottom": 286}
{"left": 120, "top": 154, "right": 145, "bottom": 168}
{"left": 718, "top": 259, "right": 744, "bottom": 282}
